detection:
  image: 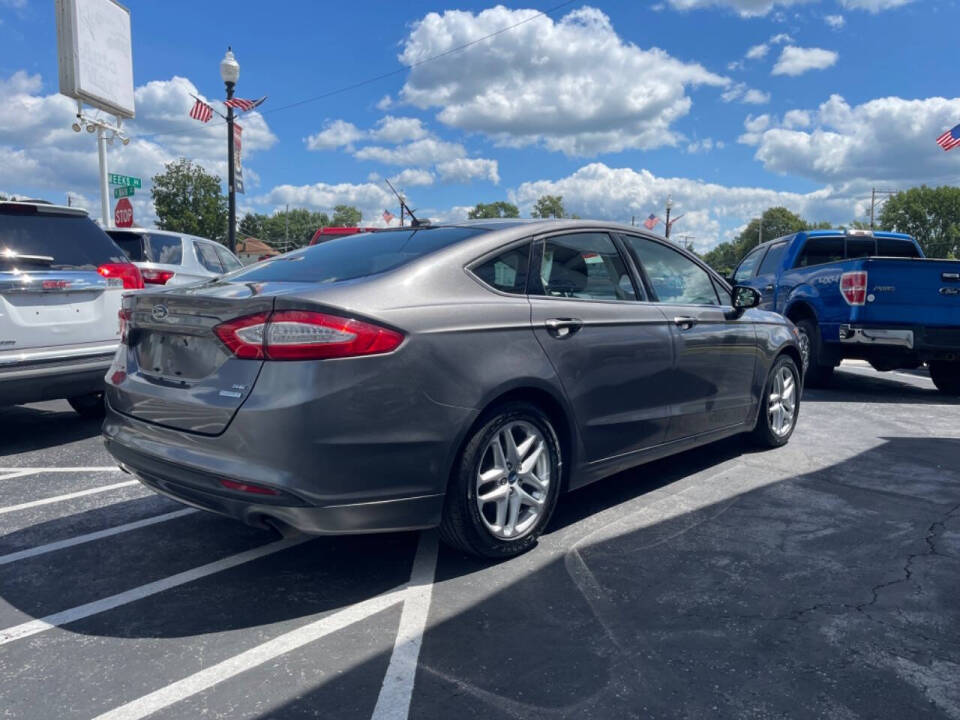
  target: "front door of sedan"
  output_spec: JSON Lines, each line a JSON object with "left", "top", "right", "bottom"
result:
{"left": 620, "top": 234, "right": 759, "bottom": 442}
{"left": 528, "top": 231, "right": 674, "bottom": 464}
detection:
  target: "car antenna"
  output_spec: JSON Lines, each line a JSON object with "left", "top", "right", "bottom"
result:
{"left": 384, "top": 179, "right": 426, "bottom": 227}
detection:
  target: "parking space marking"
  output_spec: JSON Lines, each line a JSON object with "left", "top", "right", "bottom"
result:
{"left": 0, "top": 480, "right": 140, "bottom": 516}
{"left": 0, "top": 534, "right": 309, "bottom": 647}
{"left": 0, "top": 508, "right": 197, "bottom": 566}
{"left": 0, "top": 467, "right": 122, "bottom": 476}
{"left": 371, "top": 531, "right": 439, "bottom": 720}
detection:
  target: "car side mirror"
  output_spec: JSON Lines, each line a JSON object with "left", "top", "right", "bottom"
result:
{"left": 731, "top": 285, "right": 761, "bottom": 310}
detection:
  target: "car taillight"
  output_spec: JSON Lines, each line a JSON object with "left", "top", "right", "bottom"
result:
{"left": 98, "top": 262, "right": 144, "bottom": 289}
{"left": 840, "top": 271, "right": 868, "bottom": 305}
{"left": 213, "top": 310, "right": 404, "bottom": 361}
{"left": 118, "top": 307, "right": 132, "bottom": 343}
{"left": 141, "top": 268, "right": 174, "bottom": 285}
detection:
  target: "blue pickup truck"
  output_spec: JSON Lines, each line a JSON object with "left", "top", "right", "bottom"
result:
{"left": 732, "top": 229, "right": 960, "bottom": 394}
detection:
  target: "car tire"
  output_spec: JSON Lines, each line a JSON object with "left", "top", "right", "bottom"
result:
{"left": 751, "top": 355, "right": 801, "bottom": 448}
{"left": 929, "top": 361, "right": 960, "bottom": 395}
{"left": 67, "top": 392, "right": 105, "bottom": 419}
{"left": 795, "top": 318, "right": 834, "bottom": 386}
{"left": 440, "top": 402, "right": 562, "bottom": 559}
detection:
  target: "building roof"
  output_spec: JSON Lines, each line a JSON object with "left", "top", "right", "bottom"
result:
{"left": 237, "top": 237, "right": 279, "bottom": 255}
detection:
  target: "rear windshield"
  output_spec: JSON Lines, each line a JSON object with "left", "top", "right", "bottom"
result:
{"left": 0, "top": 208, "right": 126, "bottom": 270}
{"left": 877, "top": 238, "right": 921, "bottom": 258}
{"left": 228, "top": 227, "right": 484, "bottom": 284}
{"left": 107, "top": 231, "right": 183, "bottom": 264}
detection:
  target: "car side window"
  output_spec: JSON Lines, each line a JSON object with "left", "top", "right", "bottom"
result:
{"left": 196, "top": 242, "right": 224, "bottom": 273}
{"left": 757, "top": 242, "right": 787, "bottom": 275}
{"left": 472, "top": 244, "right": 530, "bottom": 294}
{"left": 535, "top": 233, "right": 636, "bottom": 301}
{"left": 795, "top": 237, "right": 844, "bottom": 267}
{"left": 734, "top": 246, "right": 765, "bottom": 282}
{"left": 215, "top": 244, "right": 243, "bottom": 272}
{"left": 623, "top": 235, "right": 720, "bottom": 305}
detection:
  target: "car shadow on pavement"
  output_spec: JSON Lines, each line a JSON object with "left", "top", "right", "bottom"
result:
{"left": 803, "top": 369, "right": 960, "bottom": 405}
{"left": 0, "top": 402, "right": 103, "bottom": 456}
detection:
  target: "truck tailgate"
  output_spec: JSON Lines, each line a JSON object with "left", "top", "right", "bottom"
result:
{"left": 857, "top": 258, "right": 960, "bottom": 327}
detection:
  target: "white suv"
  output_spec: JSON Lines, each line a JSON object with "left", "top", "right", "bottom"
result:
{"left": 106, "top": 228, "right": 243, "bottom": 286}
{"left": 0, "top": 201, "right": 143, "bottom": 417}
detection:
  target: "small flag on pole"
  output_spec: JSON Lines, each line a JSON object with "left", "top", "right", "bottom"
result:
{"left": 643, "top": 214, "right": 659, "bottom": 230}
{"left": 936, "top": 124, "right": 960, "bottom": 152}
{"left": 189, "top": 98, "right": 214, "bottom": 123}
{"left": 382, "top": 209, "right": 395, "bottom": 224}
{"left": 224, "top": 96, "right": 267, "bottom": 112}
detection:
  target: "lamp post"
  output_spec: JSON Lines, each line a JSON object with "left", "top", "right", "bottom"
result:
{"left": 664, "top": 194, "right": 673, "bottom": 239}
{"left": 220, "top": 48, "right": 240, "bottom": 254}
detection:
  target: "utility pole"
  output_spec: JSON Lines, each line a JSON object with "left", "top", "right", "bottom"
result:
{"left": 70, "top": 102, "right": 129, "bottom": 227}
{"left": 664, "top": 194, "right": 673, "bottom": 239}
{"left": 284, "top": 203, "right": 289, "bottom": 250}
{"left": 870, "top": 188, "right": 898, "bottom": 229}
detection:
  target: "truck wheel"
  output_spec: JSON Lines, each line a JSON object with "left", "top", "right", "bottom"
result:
{"left": 929, "top": 362, "right": 960, "bottom": 395}
{"left": 751, "top": 355, "right": 801, "bottom": 448}
{"left": 796, "top": 318, "right": 834, "bottom": 387}
{"left": 67, "top": 392, "right": 105, "bottom": 419}
{"left": 440, "top": 402, "right": 562, "bottom": 559}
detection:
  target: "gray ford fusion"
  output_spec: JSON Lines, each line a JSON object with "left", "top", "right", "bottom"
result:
{"left": 103, "top": 220, "right": 803, "bottom": 558}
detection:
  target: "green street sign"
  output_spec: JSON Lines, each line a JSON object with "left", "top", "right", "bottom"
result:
{"left": 109, "top": 173, "right": 141, "bottom": 188}
{"left": 114, "top": 186, "right": 135, "bottom": 199}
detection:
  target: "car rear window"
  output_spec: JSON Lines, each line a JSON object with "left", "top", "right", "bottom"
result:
{"left": 108, "top": 231, "right": 183, "bottom": 264}
{"left": 877, "top": 238, "right": 921, "bottom": 258}
{"left": 229, "top": 227, "right": 485, "bottom": 284}
{"left": 0, "top": 207, "right": 126, "bottom": 270}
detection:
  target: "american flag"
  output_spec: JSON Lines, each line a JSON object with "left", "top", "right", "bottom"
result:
{"left": 188, "top": 98, "right": 213, "bottom": 123}
{"left": 382, "top": 209, "right": 395, "bottom": 224}
{"left": 224, "top": 96, "right": 266, "bottom": 112}
{"left": 936, "top": 123, "right": 960, "bottom": 152}
{"left": 643, "top": 214, "right": 659, "bottom": 230}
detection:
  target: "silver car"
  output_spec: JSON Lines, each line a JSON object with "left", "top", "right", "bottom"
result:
{"left": 103, "top": 220, "right": 803, "bottom": 558}
{"left": 107, "top": 228, "right": 243, "bottom": 286}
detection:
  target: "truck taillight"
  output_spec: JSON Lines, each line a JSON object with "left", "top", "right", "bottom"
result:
{"left": 98, "top": 262, "right": 144, "bottom": 289}
{"left": 214, "top": 311, "right": 404, "bottom": 361}
{"left": 840, "top": 271, "right": 868, "bottom": 306}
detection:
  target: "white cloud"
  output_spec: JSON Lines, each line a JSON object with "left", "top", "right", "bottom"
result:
{"left": 436, "top": 158, "right": 500, "bottom": 185}
{"left": 255, "top": 182, "right": 397, "bottom": 227}
{"left": 370, "top": 116, "right": 429, "bottom": 144}
{"left": 746, "top": 43, "right": 769, "bottom": 60}
{"left": 839, "top": 0, "right": 914, "bottom": 11}
{"left": 769, "top": 33, "right": 794, "bottom": 44}
{"left": 305, "top": 120, "right": 364, "bottom": 151}
{"left": 509, "top": 162, "right": 867, "bottom": 252}
{"left": 743, "top": 88, "right": 772, "bottom": 104}
{"left": 398, "top": 6, "right": 727, "bottom": 156}
{"left": 354, "top": 137, "right": 467, "bottom": 166}
{"left": 772, "top": 46, "right": 838, "bottom": 76}
{"left": 824, "top": 14, "right": 846, "bottom": 27}
{"left": 722, "top": 83, "right": 771, "bottom": 105}
{"left": 686, "top": 138, "right": 725, "bottom": 154}
{"left": 741, "top": 94, "right": 960, "bottom": 186}
{"left": 664, "top": 0, "right": 910, "bottom": 15}
{"left": 388, "top": 168, "right": 435, "bottom": 187}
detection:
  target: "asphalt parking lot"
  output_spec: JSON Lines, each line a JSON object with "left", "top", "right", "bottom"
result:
{"left": 1, "top": 363, "right": 958, "bottom": 720}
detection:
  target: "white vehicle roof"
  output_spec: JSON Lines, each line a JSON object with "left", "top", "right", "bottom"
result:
{"left": 0, "top": 200, "right": 88, "bottom": 217}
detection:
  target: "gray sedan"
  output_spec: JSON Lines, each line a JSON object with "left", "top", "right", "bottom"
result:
{"left": 103, "top": 220, "right": 803, "bottom": 558}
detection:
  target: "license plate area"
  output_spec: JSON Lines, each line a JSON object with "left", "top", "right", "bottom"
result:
{"left": 134, "top": 330, "right": 227, "bottom": 381}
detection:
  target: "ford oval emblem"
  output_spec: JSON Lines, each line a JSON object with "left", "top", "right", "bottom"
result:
{"left": 940, "top": 287, "right": 960, "bottom": 296}
{"left": 151, "top": 304, "right": 169, "bottom": 321}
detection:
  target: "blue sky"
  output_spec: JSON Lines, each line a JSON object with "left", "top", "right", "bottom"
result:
{"left": 1, "top": 0, "right": 958, "bottom": 249}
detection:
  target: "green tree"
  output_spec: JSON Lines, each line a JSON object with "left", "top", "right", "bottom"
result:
{"left": 242, "top": 209, "right": 331, "bottom": 249}
{"left": 330, "top": 205, "right": 362, "bottom": 227}
{"left": 468, "top": 201, "right": 520, "bottom": 219}
{"left": 238, "top": 212, "right": 263, "bottom": 239}
{"left": 531, "top": 195, "right": 565, "bottom": 219}
{"left": 879, "top": 185, "right": 960, "bottom": 258}
{"left": 701, "top": 206, "right": 811, "bottom": 276}
{"left": 151, "top": 159, "right": 227, "bottom": 241}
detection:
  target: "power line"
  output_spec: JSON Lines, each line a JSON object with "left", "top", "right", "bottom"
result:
{"left": 127, "top": 0, "right": 579, "bottom": 143}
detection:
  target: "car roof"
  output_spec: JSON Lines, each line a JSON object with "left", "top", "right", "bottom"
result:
{"left": 107, "top": 227, "right": 218, "bottom": 243}
{"left": 0, "top": 200, "right": 89, "bottom": 218}
{"left": 752, "top": 229, "right": 915, "bottom": 248}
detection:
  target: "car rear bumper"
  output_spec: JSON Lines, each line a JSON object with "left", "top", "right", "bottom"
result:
{"left": 0, "top": 344, "right": 116, "bottom": 405}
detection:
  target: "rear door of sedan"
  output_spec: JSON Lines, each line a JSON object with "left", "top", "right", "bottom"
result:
{"left": 618, "top": 233, "right": 759, "bottom": 441}
{"left": 528, "top": 231, "right": 674, "bottom": 463}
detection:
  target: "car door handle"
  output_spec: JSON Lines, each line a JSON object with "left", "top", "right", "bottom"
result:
{"left": 764, "top": 284, "right": 775, "bottom": 292}
{"left": 544, "top": 318, "right": 583, "bottom": 338}
{"left": 673, "top": 316, "right": 697, "bottom": 330}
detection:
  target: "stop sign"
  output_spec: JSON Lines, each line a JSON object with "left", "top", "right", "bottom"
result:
{"left": 114, "top": 197, "right": 134, "bottom": 228}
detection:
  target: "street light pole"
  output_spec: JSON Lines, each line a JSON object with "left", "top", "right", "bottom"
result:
{"left": 220, "top": 48, "right": 240, "bottom": 254}
{"left": 664, "top": 194, "right": 673, "bottom": 239}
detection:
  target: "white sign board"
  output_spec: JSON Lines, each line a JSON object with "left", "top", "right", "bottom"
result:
{"left": 56, "top": 0, "right": 135, "bottom": 118}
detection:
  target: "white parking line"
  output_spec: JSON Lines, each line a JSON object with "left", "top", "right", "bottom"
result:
{"left": 0, "top": 467, "right": 123, "bottom": 475}
{"left": 90, "top": 531, "right": 439, "bottom": 720}
{"left": 0, "top": 534, "right": 308, "bottom": 646}
{"left": 371, "top": 531, "right": 439, "bottom": 720}
{"left": 0, "top": 508, "right": 197, "bottom": 566}
{"left": 91, "top": 585, "right": 408, "bottom": 720}
{"left": 0, "top": 480, "right": 141, "bottom": 516}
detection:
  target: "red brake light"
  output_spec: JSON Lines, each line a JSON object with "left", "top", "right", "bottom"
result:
{"left": 840, "top": 271, "right": 868, "bottom": 305}
{"left": 141, "top": 268, "right": 175, "bottom": 285}
{"left": 98, "top": 262, "right": 144, "bottom": 289}
{"left": 219, "top": 478, "right": 279, "bottom": 496}
{"left": 118, "top": 307, "right": 132, "bottom": 343}
{"left": 213, "top": 311, "right": 403, "bottom": 361}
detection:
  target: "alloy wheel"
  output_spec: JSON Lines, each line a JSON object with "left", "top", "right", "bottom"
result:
{"left": 475, "top": 421, "right": 550, "bottom": 541}
{"left": 768, "top": 366, "right": 797, "bottom": 437}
